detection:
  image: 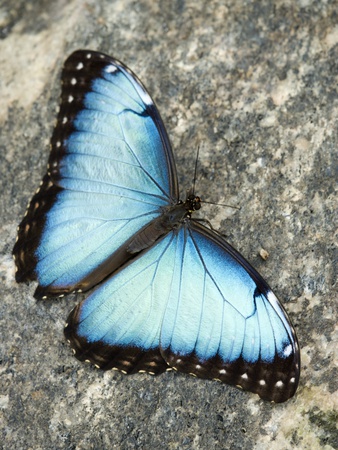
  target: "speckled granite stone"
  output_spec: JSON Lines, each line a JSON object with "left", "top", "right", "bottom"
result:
{"left": 1, "top": 1, "right": 337, "bottom": 449}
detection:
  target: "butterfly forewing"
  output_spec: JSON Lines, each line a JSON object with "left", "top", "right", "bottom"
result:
{"left": 13, "top": 174, "right": 62, "bottom": 284}
{"left": 13, "top": 50, "right": 178, "bottom": 298}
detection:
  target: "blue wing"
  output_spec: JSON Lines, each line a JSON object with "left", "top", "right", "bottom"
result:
{"left": 13, "top": 50, "right": 178, "bottom": 298}
{"left": 65, "top": 232, "right": 177, "bottom": 375}
{"left": 65, "top": 221, "right": 300, "bottom": 402}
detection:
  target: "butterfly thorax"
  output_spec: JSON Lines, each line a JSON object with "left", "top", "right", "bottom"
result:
{"left": 127, "top": 192, "right": 201, "bottom": 254}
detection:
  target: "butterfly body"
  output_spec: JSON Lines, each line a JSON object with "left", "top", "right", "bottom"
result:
{"left": 127, "top": 192, "right": 201, "bottom": 254}
{"left": 13, "top": 50, "right": 300, "bottom": 402}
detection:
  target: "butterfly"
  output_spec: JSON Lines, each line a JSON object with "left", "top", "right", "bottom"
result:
{"left": 13, "top": 50, "right": 300, "bottom": 403}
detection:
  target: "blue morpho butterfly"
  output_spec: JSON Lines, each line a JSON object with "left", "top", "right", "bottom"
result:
{"left": 13, "top": 50, "right": 300, "bottom": 402}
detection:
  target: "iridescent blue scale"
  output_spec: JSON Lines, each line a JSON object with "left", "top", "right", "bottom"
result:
{"left": 13, "top": 50, "right": 300, "bottom": 402}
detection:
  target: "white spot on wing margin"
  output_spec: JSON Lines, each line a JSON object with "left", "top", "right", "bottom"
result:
{"left": 120, "top": 66, "right": 153, "bottom": 106}
{"left": 105, "top": 65, "right": 118, "bottom": 74}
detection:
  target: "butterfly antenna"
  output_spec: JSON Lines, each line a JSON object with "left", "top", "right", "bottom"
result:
{"left": 202, "top": 199, "right": 241, "bottom": 210}
{"left": 192, "top": 145, "right": 200, "bottom": 195}
{"left": 192, "top": 146, "right": 239, "bottom": 210}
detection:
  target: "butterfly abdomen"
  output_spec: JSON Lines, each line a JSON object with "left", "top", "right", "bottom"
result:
{"left": 127, "top": 202, "right": 190, "bottom": 253}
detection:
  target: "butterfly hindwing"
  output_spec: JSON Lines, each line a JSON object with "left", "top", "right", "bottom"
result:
{"left": 65, "top": 222, "right": 299, "bottom": 402}
{"left": 13, "top": 50, "right": 178, "bottom": 298}
{"left": 64, "top": 233, "right": 179, "bottom": 374}
{"left": 160, "top": 222, "right": 300, "bottom": 403}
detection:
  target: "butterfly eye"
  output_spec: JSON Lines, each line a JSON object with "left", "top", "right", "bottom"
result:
{"left": 186, "top": 194, "right": 201, "bottom": 212}
{"left": 193, "top": 196, "right": 201, "bottom": 210}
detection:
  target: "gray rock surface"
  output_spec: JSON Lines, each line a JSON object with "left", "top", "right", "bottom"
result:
{"left": 1, "top": 1, "right": 337, "bottom": 449}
